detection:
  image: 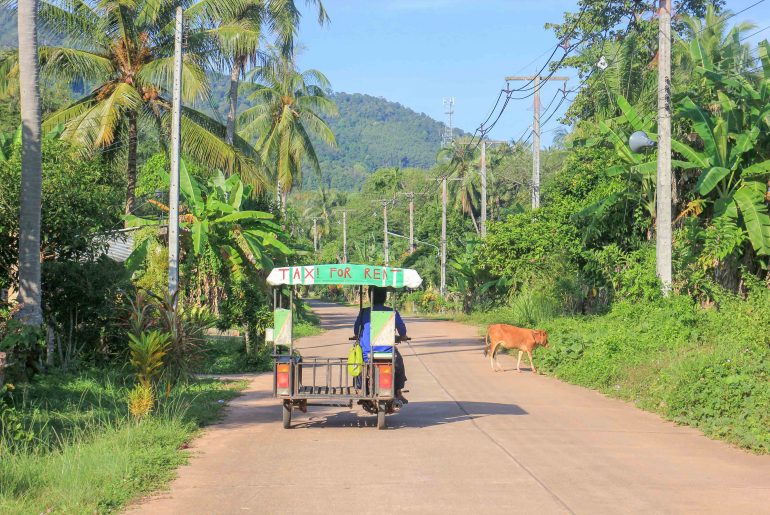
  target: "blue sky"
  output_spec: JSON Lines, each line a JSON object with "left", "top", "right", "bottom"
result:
{"left": 297, "top": 0, "right": 770, "bottom": 145}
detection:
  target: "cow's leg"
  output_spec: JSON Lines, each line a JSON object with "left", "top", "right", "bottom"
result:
{"left": 516, "top": 350, "right": 523, "bottom": 372}
{"left": 489, "top": 343, "right": 498, "bottom": 371}
{"left": 527, "top": 350, "right": 537, "bottom": 374}
{"left": 493, "top": 343, "right": 504, "bottom": 372}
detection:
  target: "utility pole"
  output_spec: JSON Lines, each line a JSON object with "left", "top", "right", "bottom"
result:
{"left": 342, "top": 210, "right": 348, "bottom": 263}
{"left": 440, "top": 177, "right": 447, "bottom": 296}
{"left": 407, "top": 192, "right": 415, "bottom": 254}
{"left": 480, "top": 141, "right": 487, "bottom": 237}
{"left": 168, "top": 6, "right": 183, "bottom": 309}
{"left": 312, "top": 217, "right": 318, "bottom": 253}
{"left": 382, "top": 201, "right": 389, "bottom": 266}
{"left": 504, "top": 74, "right": 568, "bottom": 208}
{"left": 657, "top": 0, "right": 673, "bottom": 293}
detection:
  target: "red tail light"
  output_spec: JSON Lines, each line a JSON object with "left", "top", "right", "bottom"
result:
{"left": 277, "top": 363, "right": 290, "bottom": 390}
{"left": 378, "top": 364, "right": 393, "bottom": 391}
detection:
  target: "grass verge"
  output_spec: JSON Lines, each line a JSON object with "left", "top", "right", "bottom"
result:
{"left": 0, "top": 369, "right": 246, "bottom": 513}
{"left": 458, "top": 291, "right": 770, "bottom": 453}
{"left": 199, "top": 322, "right": 324, "bottom": 374}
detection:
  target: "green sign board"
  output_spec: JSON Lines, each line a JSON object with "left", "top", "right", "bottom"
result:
{"left": 273, "top": 308, "right": 292, "bottom": 346}
{"left": 371, "top": 310, "right": 395, "bottom": 348}
{"left": 267, "top": 264, "right": 422, "bottom": 289}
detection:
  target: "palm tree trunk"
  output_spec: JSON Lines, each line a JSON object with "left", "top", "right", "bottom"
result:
{"left": 125, "top": 110, "right": 138, "bottom": 216}
{"left": 16, "top": 0, "right": 43, "bottom": 326}
{"left": 469, "top": 208, "right": 480, "bottom": 234}
{"left": 226, "top": 55, "right": 245, "bottom": 148}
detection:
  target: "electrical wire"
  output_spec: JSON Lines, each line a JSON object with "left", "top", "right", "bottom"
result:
{"left": 740, "top": 24, "right": 770, "bottom": 42}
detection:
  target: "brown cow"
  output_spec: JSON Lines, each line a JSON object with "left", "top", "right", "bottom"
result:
{"left": 484, "top": 324, "right": 549, "bottom": 373}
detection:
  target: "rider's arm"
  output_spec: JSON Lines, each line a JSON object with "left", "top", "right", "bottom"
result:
{"left": 395, "top": 310, "right": 407, "bottom": 337}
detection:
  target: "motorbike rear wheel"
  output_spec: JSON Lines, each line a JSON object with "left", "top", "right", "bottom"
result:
{"left": 282, "top": 401, "right": 292, "bottom": 429}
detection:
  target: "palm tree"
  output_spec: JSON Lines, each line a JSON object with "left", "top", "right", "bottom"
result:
{"left": 196, "top": 0, "right": 328, "bottom": 146}
{"left": 1, "top": 0, "right": 267, "bottom": 215}
{"left": 14, "top": 0, "right": 43, "bottom": 325}
{"left": 239, "top": 49, "right": 337, "bottom": 208}
{"left": 677, "top": 5, "right": 756, "bottom": 76}
{"left": 437, "top": 138, "right": 481, "bottom": 233}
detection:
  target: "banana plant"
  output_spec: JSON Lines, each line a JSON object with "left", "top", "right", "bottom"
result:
{"left": 674, "top": 96, "right": 770, "bottom": 255}
{"left": 671, "top": 38, "right": 770, "bottom": 256}
{"left": 578, "top": 95, "right": 696, "bottom": 241}
{"left": 126, "top": 161, "right": 291, "bottom": 274}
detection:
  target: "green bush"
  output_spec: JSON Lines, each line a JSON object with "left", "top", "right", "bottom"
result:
{"left": 531, "top": 291, "right": 770, "bottom": 452}
{"left": 401, "top": 287, "right": 458, "bottom": 314}
{"left": 0, "top": 315, "right": 44, "bottom": 385}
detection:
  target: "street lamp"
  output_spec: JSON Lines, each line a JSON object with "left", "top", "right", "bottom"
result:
{"left": 629, "top": 131, "right": 655, "bottom": 153}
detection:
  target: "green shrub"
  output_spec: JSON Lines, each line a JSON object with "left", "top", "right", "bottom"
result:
{"left": 531, "top": 292, "right": 770, "bottom": 452}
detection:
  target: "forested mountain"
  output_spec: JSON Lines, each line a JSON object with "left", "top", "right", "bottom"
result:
{"left": 0, "top": 11, "right": 62, "bottom": 48}
{"left": 0, "top": 13, "right": 15, "bottom": 48}
{"left": 206, "top": 82, "right": 463, "bottom": 191}
{"left": 306, "top": 92, "right": 460, "bottom": 190}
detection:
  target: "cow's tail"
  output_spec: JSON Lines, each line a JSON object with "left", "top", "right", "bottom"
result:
{"left": 484, "top": 329, "right": 490, "bottom": 357}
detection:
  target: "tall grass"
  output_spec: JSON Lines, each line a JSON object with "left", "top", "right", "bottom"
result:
{"left": 460, "top": 288, "right": 557, "bottom": 328}
{"left": 0, "top": 370, "right": 244, "bottom": 513}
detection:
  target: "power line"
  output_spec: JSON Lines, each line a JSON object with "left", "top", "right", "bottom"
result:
{"left": 740, "top": 24, "right": 770, "bottom": 42}
{"left": 691, "top": 0, "right": 767, "bottom": 37}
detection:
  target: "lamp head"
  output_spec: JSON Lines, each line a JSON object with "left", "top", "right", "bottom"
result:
{"left": 629, "top": 131, "right": 656, "bottom": 153}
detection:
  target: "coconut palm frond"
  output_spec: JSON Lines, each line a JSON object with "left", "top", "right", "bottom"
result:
{"left": 39, "top": 46, "right": 113, "bottom": 84}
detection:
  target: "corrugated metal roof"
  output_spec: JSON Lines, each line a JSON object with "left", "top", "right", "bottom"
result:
{"left": 105, "top": 234, "right": 134, "bottom": 262}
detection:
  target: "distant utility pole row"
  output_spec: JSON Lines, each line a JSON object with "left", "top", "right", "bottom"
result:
{"left": 504, "top": 74, "right": 568, "bottom": 208}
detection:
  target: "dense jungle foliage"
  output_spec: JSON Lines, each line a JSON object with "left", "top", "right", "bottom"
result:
{"left": 1, "top": 4, "right": 770, "bottom": 512}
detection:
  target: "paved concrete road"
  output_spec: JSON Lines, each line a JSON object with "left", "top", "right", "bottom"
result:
{"left": 130, "top": 301, "right": 770, "bottom": 514}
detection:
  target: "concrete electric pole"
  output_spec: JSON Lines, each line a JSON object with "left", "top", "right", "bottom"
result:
{"left": 312, "top": 217, "right": 318, "bottom": 253}
{"left": 407, "top": 192, "right": 415, "bottom": 254}
{"left": 504, "top": 74, "right": 568, "bottom": 208}
{"left": 480, "top": 141, "right": 487, "bottom": 237}
{"left": 382, "top": 201, "right": 389, "bottom": 266}
{"left": 440, "top": 177, "right": 447, "bottom": 296}
{"left": 342, "top": 210, "right": 348, "bottom": 263}
{"left": 168, "top": 6, "right": 183, "bottom": 308}
{"left": 657, "top": 0, "right": 673, "bottom": 293}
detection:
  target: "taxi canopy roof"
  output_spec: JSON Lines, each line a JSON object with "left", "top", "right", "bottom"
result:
{"left": 267, "top": 264, "right": 422, "bottom": 289}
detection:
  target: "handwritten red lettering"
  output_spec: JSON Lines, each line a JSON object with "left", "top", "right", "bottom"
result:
{"left": 304, "top": 267, "right": 314, "bottom": 280}
{"left": 329, "top": 267, "right": 337, "bottom": 278}
{"left": 279, "top": 267, "right": 289, "bottom": 280}
{"left": 344, "top": 267, "right": 351, "bottom": 278}
{"left": 292, "top": 268, "right": 301, "bottom": 281}
{"left": 364, "top": 268, "right": 371, "bottom": 279}
{"left": 373, "top": 268, "right": 381, "bottom": 280}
